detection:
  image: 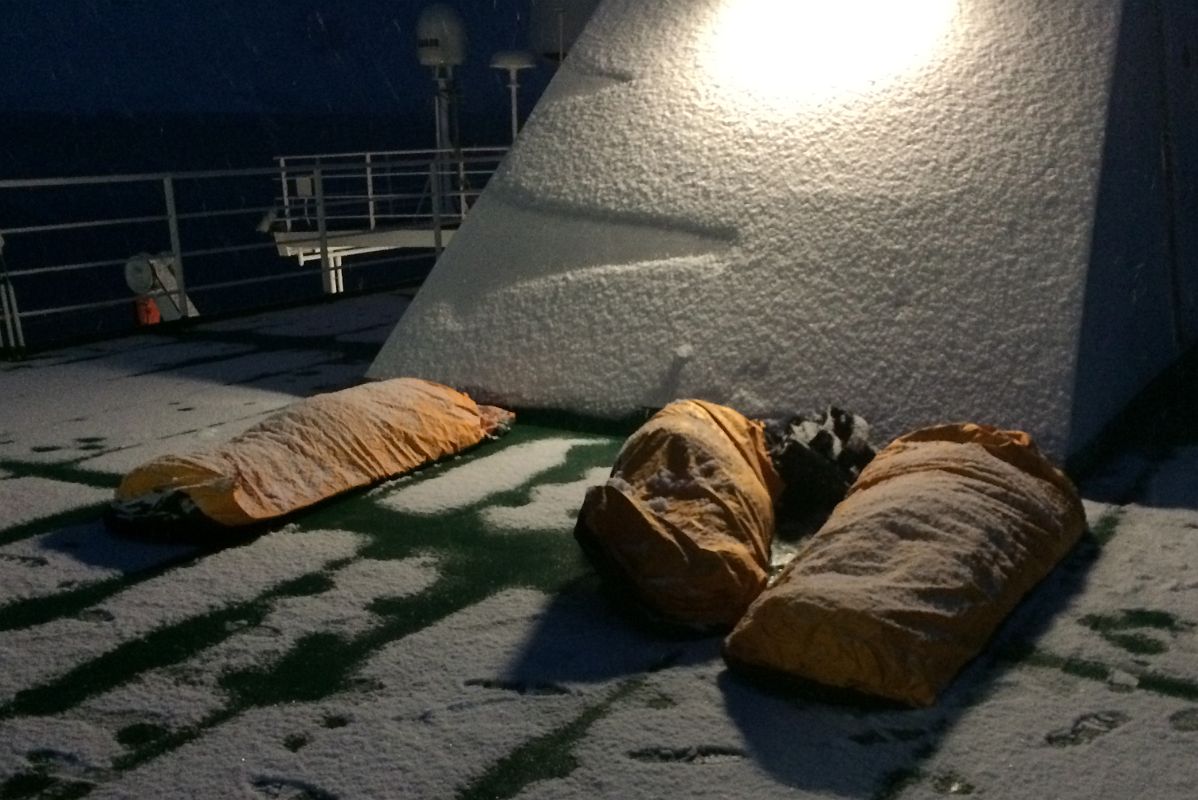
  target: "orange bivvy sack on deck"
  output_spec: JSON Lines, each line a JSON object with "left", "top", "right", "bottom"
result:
{"left": 574, "top": 400, "right": 783, "bottom": 629}
{"left": 723, "top": 423, "right": 1086, "bottom": 706}
{"left": 113, "top": 377, "right": 513, "bottom": 528}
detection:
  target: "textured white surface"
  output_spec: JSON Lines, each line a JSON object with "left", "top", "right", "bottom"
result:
{"left": 0, "top": 477, "right": 111, "bottom": 530}
{"left": 78, "top": 514, "right": 1198, "bottom": 800}
{"left": 0, "top": 522, "right": 196, "bottom": 606}
{"left": 0, "top": 717, "right": 124, "bottom": 788}
{"left": 910, "top": 663, "right": 1198, "bottom": 800}
{"left": 0, "top": 529, "right": 363, "bottom": 706}
{"left": 481, "top": 466, "right": 611, "bottom": 532}
{"left": 92, "top": 588, "right": 680, "bottom": 800}
{"left": 77, "top": 555, "right": 440, "bottom": 728}
{"left": 76, "top": 409, "right": 276, "bottom": 474}
{"left": 198, "top": 290, "right": 408, "bottom": 339}
{"left": 516, "top": 644, "right": 943, "bottom": 800}
{"left": 377, "top": 437, "right": 606, "bottom": 515}
{"left": 0, "top": 348, "right": 342, "bottom": 465}
{"left": 370, "top": 0, "right": 1196, "bottom": 460}
{"left": 1028, "top": 504, "right": 1198, "bottom": 679}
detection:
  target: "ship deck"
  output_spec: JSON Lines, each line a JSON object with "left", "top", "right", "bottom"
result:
{"left": 1, "top": 291, "right": 1196, "bottom": 799}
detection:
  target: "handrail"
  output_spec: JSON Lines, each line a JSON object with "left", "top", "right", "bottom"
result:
{"left": 0, "top": 165, "right": 288, "bottom": 190}
{"left": 273, "top": 145, "right": 507, "bottom": 162}
{"left": 0, "top": 148, "right": 507, "bottom": 192}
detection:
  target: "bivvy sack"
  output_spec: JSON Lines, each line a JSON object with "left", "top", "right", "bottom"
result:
{"left": 574, "top": 399, "right": 782, "bottom": 629}
{"left": 113, "top": 377, "right": 513, "bottom": 528}
{"left": 722, "top": 423, "right": 1086, "bottom": 706}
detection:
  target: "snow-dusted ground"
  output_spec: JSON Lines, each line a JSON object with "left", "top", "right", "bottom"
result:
{"left": 2, "top": 292, "right": 1197, "bottom": 799}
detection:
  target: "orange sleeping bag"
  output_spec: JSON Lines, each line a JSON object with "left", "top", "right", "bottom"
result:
{"left": 722, "top": 423, "right": 1086, "bottom": 706}
{"left": 114, "top": 377, "right": 512, "bottom": 527}
{"left": 574, "top": 400, "right": 782, "bottom": 629}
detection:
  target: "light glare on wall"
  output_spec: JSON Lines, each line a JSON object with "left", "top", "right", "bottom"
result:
{"left": 703, "top": 0, "right": 958, "bottom": 111}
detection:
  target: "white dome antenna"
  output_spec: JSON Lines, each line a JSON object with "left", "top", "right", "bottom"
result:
{"left": 417, "top": 4, "right": 466, "bottom": 68}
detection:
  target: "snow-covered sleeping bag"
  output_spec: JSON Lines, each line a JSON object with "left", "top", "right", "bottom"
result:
{"left": 113, "top": 378, "right": 513, "bottom": 528}
{"left": 574, "top": 400, "right": 782, "bottom": 629}
{"left": 722, "top": 423, "right": 1086, "bottom": 706}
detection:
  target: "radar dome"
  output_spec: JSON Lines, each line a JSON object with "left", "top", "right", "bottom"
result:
{"left": 417, "top": 4, "right": 466, "bottom": 67}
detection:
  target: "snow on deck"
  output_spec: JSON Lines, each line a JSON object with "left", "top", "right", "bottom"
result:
{"left": 1, "top": 291, "right": 1197, "bottom": 799}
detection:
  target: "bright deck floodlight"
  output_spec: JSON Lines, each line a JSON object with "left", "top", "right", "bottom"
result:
{"left": 490, "top": 50, "right": 537, "bottom": 142}
{"left": 702, "top": 0, "right": 958, "bottom": 112}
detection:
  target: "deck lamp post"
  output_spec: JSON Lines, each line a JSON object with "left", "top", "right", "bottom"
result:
{"left": 490, "top": 51, "right": 537, "bottom": 143}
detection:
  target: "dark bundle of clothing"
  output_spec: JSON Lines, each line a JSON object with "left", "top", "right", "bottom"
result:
{"left": 762, "top": 406, "right": 875, "bottom": 537}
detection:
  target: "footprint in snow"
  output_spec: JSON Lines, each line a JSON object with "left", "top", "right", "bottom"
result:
{"left": 0, "top": 554, "right": 48, "bottom": 567}
{"left": 116, "top": 722, "right": 169, "bottom": 749}
{"left": 1045, "top": 710, "right": 1129, "bottom": 747}
{"left": 250, "top": 776, "right": 337, "bottom": 800}
{"left": 627, "top": 745, "right": 746, "bottom": 764}
{"left": 849, "top": 727, "right": 929, "bottom": 746}
{"left": 1079, "top": 609, "right": 1194, "bottom": 656}
{"left": 1168, "top": 707, "right": 1198, "bottom": 732}
{"left": 929, "top": 771, "right": 976, "bottom": 795}
{"left": 463, "top": 677, "right": 571, "bottom": 696}
{"left": 283, "top": 734, "right": 310, "bottom": 752}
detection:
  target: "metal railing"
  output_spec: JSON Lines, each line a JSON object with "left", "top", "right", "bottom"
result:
{"left": 0, "top": 146, "right": 507, "bottom": 354}
{"left": 275, "top": 146, "right": 507, "bottom": 235}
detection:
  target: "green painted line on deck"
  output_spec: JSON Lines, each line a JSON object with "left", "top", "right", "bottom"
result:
{"left": 0, "top": 461, "right": 119, "bottom": 491}
{"left": 457, "top": 677, "right": 646, "bottom": 800}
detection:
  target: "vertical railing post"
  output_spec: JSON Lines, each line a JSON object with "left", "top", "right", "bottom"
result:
{"left": 279, "top": 157, "right": 292, "bottom": 232}
{"left": 0, "top": 277, "right": 11, "bottom": 350}
{"left": 7, "top": 282, "right": 24, "bottom": 351}
{"left": 163, "top": 176, "right": 189, "bottom": 318}
{"left": 0, "top": 233, "right": 15, "bottom": 351}
{"left": 365, "top": 153, "right": 376, "bottom": 231}
{"left": 1, "top": 283, "right": 24, "bottom": 351}
{"left": 315, "top": 167, "right": 334, "bottom": 294}
{"left": 457, "top": 150, "right": 467, "bottom": 220}
{"left": 430, "top": 160, "right": 443, "bottom": 257}
{"left": 0, "top": 238, "right": 21, "bottom": 350}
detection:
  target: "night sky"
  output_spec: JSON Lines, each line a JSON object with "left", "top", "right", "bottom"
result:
{"left": 0, "top": 1, "right": 558, "bottom": 172}
{"left": 1, "top": 1, "right": 543, "bottom": 114}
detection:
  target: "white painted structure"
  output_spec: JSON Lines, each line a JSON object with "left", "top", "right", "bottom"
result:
{"left": 370, "top": 0, "right": 1198, "bottom": 462}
